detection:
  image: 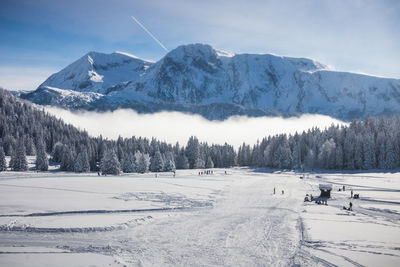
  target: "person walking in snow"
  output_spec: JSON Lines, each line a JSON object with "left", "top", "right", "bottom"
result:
{"left": 273, "top": 187, "right": 276, "bottom": 194}
{"left": 349, "top": 201, "right": 353, "bottom": 211}
{"left": 351, "top": 190, "right": 353, "bottom": 198}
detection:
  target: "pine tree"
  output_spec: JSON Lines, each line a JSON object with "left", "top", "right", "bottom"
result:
{"left": 195, "top": 157, "right": 205, "bottom": 169}
{"left": 185, "top": 136, "right": 200, "bottom": 169}
{"left": 385, "top": 138, "right": 397, "bottom": 169}
{"left": 176, "top": 152, "right": 189, "bottom": 169}
{"left": 136, "top": 152, "right": 150, "bottom": 173}
{"left": 0, "top": 147, "right": 6, "bottom": 171}
{"left": 164, "top": 158, "right": 176, "bottom": 172}
{"left": 304, "top": 149, "right": 315, "bottom": 170}
{"left": 164, "top": 152, "right": 176, "bottom": 172}
{"left": 60, "top": 146, "right": 74, "bottom": 171}
{"left": 318, "top": 139, "right": 336, "bottom": 169}
{"left": 74, "top": 150, "right": 90, "bottom": 173}
{"left": 335, "top": 144, "right": 344, "bottom": 169}
{"left": 100, "top": 150, "right": 120, "bottom": 175}
{"left": 10, "top": 139, "right": 28, "bottom": 171}
{"left": 362, "top": 134, "right": 376, "bottom": 169}
{"left": 354, "top": 135, "right": 363, "bottom": 169}
{"left": 205, "top": 156, "right": 214, "bottom": 168}
{"left": 121, "top": 153, "right": 136, "bottom": 173}
{"left": 35, "top": 138, "right": 48, "bottom": 171}
{"left": 52, "top": 142, "right": 64, "bottom": 162}
{"left": 150, "top": 150, "right": 164, "bottom": 172}
{"left": 25, "top": 137, "right": 36, "bottom": 156}
{"left": 344, "top": 132, "right": 355, "bottom": 169}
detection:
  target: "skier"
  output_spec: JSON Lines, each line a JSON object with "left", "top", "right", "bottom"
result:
{"left": 351, "top": 190, "right": 353, "bottom": 198}
{"left": 282, "top": 189, "right": 284, "bottom": 195}
{"left": 273, "top": 187, "right": 276, "bottom": 194}
{"left": 343, "top": 185, "right": 345, "bottom": 191}
{"left": 349, "top": 201, "right": 353, "bottom": 211}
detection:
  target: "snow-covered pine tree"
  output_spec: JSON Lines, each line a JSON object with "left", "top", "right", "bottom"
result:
{"left": 2, "top": 135, "right": 15, "bottom": 156}
{"left": 60, "top": 146, "right": 75, "bottom": 171}
{"left": 291, "top": 143, "right": 301, "bottom": 169}
{"left": 87, "top": 144, "right": 98, "bottom": 171}
{"left": 280, "top": 141, "right": 293, "bottom": 169}
{"left": 0, "top": 147, "right": 6, "bottom": 171}
{"left": 238, "top": 143, "right": 251, "bottom": 166}
{"left": 35, "top": 138, "right": 48, "bottom": 171}
{"left": 195, "top": 157, "right": 205, "bottom": 169}
{"left": 10, "top": 139, "right": 28, "bottom": 171}
{"left": 318, "top": 139, "right": 336, "bottom": 169}
{"left": 164, "top": 152, "right": 176, "bottom": 172}
{"left": 74, "top": 149, "right": 90, "bottom": 172}
{"left": 121, "top": 153, "right": 136, "bottom": 173}
{"left": 185, "top": 136, "right": 200, "bottom": 169}
{"left": 100, "top": 149, "right": 120, "bottom": 175}
{"left": 176, "top": 150, "right": 189, "bottom": 169}
{"left": 362, "top": 133, "right": 376, "bottom": 169}
{"left": 52, "top": 142, "right": 64, "bottom": 162}
{"left": 354, "top": 135, "right": 363, "bottom": 169}
{"left": 222, "top": 144, "right": 236, "bottom": 167}
{"left": 136, "top": 152, "right": 150, "bottom": 174}
{"left": 150, "top": 150, "right": 164, "bottom": 172}
{"left": 335, "top": 144, "right": 344, "bottom": 169}
{"left": 205, "top": 156, "right": 214, "bottom": 169}
{"left": 384, "top": 136, "right": 397, "bottom": 169}
{"left": 25, "top": 137, "right": 36, "bottom": 156}
{"left": 304, "top": 149, "right": 315, "bottom": 170}
{"left": 343, "top": 131, "right": 355, "bottom": 169}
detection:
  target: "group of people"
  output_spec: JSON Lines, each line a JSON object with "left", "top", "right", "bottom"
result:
{"left": 199, "top": 170, "right": 213, "bottom": 176}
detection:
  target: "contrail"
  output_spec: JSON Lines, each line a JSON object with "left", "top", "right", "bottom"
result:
{"left": 131, "top": 16, "right": 168, "bottom": 52}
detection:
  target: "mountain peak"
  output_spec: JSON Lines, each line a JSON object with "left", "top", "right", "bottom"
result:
{"left": 165, "top": 43, "right": 217, "bottom": 60}
{"left": 37, "top": 51, "right": 152, "bottom": 94}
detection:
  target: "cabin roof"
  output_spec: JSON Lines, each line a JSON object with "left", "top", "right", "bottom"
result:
{"left": 319, "top": 184, "right": 332, "bottom": 190}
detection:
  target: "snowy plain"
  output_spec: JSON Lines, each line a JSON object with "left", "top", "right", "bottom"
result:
{"left": 0, "top": 168, "right": 399, "bottom": 266}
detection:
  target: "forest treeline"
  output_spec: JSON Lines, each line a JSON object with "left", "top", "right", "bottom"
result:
{"left": 238, "top": 116, "right": 400, "bottom": 170}
{"left": 0, "top": 88, "right": 234, "bottom": 173}
{"left": 0, "top": 88, "right": 399, "bottom": 173}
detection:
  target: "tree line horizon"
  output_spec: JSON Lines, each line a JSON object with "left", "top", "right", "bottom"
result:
{"left": 1, "top": 88, "right": 399, "bottom": 174}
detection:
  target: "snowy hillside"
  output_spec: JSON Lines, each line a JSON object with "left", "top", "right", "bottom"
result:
{"left": 22, "top": 44, "right": 400, "bottom": 120}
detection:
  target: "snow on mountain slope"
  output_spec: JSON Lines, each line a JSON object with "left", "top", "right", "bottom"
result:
{"left": 21, "top": 44, "right": 400, "bottom": 120}
{"left": 22, "top": 86, "right": 103, "bottom": 108}
{"left": 38, "top": 51, "right": 153, "bottom": 94}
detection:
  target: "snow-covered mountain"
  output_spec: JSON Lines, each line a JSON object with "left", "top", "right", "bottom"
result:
{"left": 21, "top": 44, "right": 400, "bottom": 120}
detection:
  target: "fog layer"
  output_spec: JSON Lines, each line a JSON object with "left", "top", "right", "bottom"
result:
{"left": 44, "top": 107, "right": 347, "bottom": 148}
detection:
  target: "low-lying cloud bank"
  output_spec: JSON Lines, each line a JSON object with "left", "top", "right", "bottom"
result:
{"left": 44, "top": 107, "right": 347, "bottom": 148}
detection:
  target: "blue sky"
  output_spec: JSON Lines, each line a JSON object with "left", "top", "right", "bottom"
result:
{"left": 0, "top": 0, "right": 399, "bottom": 91}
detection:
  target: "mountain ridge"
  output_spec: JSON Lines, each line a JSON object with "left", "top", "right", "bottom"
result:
{"left": 21, "top": 43, "right": 400, "bottom": 120}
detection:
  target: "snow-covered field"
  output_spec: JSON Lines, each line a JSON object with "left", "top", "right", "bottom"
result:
{"left": 0, "top": 169, "right": 399, "bottom": 266}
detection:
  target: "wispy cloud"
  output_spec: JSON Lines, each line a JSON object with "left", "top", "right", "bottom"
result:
{"left": 44, "top": 107, "right": 347, "bottom": 148}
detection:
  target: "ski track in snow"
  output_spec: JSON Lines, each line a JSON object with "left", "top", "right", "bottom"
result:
{"left": 0, "top": 169, "right": 399, "bottom": 266}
